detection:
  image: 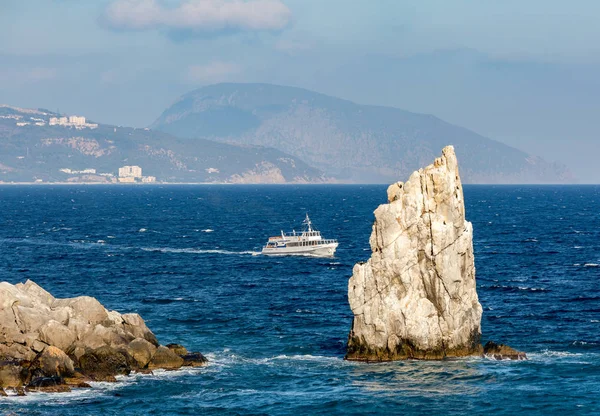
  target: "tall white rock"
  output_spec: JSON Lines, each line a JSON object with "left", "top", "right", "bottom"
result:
{"left": 346, "top": 146, "right": 483, "bottom": 360}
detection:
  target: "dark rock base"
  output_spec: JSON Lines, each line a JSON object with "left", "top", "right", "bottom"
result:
{"left": 0, "top": 344, "right": 207, "bottom": 396}
{"left": 483, "top": 341, "right": 527, "bottom": 360}
{"left": 344, "top": 330, "right": 528, "bottom": 362}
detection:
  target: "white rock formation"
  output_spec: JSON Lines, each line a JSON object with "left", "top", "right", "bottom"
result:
{"left": 346, "top": 146, "right": 483, "bottom": 360}
{"left": 0, "top": 280, "right": 157, "bottom": 364}
{"left": 0, "top": 280, "right": 207, "bottom": 390}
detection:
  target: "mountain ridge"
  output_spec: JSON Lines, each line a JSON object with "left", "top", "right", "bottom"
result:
{"left": 152, "top": 83, "right": 574, "bottom": 184}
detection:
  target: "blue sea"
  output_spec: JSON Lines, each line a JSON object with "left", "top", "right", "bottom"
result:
{"left": 0, "top": 185, "right": 599, "bottom": 415}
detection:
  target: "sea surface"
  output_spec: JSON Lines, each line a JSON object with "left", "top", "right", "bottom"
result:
{"left": 0, "top": 185, "right": 599, "bottom": 415}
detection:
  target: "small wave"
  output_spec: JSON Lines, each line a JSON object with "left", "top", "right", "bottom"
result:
{"left": 142, "top": 297, "right": 201, "bottom": 304}
{"left": 70, "top": 240, "right": 107, "bottom": 248}
{"left": 537, "top": 350, "right": 583, "bottom": 358}
{"left": 202, "top": 229, "right": 214, "bottom": 233}
{"left": 571, "top": 341, "right": 600, "bottom": 346}
{"left": 295, "top": 309, "right": 318, "bottom": 314}
{"left": 138, "top": 228, "right": 147, "bottom": 232}
{"left": 50, "top": 227, "right": 72, "bottom": 232}
{"left": 271, "top": 354, "right": 342, "bottom": 363}
{"left": 486, "top": 284, "right": 547, "bottom": 292}
{"left": 583, "top": 263, "right": 599, "bottom": 267}
{"left": 206, "top": 352, "right": 343, "bottom": 367}
{"left": 517, "top": 286, "right": 547, "bottom": 292}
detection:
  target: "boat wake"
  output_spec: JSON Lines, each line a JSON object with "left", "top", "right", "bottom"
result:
{"left": 141, "top": 247, "right": 260, "bottom": 256}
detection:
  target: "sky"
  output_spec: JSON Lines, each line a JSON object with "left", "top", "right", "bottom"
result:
{"left": 1, "top": 0, "right": 599, "bottom": 181}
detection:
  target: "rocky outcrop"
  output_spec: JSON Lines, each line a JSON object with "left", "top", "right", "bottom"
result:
{"left": 0, "top": 280, "right": 207, "bottom": 394}
{"left": 483, "top": 341, "right": 527, "bottom": 360}
{"left": 346, "top": 146, "right": 526, "bottom": 361}
{"left": 347, "top": 146, "right": 483, "bottom": 361}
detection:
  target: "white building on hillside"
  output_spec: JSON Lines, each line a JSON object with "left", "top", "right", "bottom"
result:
{"left": 69, "top": 116, "right": 86, "bottom": 125}
{"left": 118, "top": 165, "right": 142, "bottom": 178}
{"left": 49, "top": 115, "right": 97, "bottom": 129}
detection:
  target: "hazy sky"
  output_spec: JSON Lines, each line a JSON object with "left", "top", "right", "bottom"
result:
{"left": 2, "top": 0, "right": 599, "bottom": 181}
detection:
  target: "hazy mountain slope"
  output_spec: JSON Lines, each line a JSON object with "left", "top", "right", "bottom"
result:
{"left": 0, "top": 105, "right": 327, "bottom": 183}
{"left": 152, "top": 83, "right": 574, "bottom": 184}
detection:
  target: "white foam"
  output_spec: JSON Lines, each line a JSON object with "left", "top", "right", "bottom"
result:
{"left": 271, "top": 355, "right": 343, "bottom": 363}
{"left": 517, "top": 286, "right": 546, "bottom": 292}
{"left": 205, "top": 352, "right": 344, "bottom": 368}
{"left": 0, "top": 367, "right": 209, "bottom": 404}
{"left": 138, "top": 228, "right": 147, "bottom": 232}
{"left": 537, "top": 350, "right": 582, "bottom": 358}
{"left": 584, "top": 263, "right": 599, "bottom": 267}
{"left": 201, "top": 229, "right": 214, "bottom": 233}
{"left": 295, "top": 309, "right": 318, "bottom": 314}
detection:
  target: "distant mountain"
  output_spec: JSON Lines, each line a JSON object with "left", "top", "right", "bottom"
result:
{"left": 152, "top": 83, "right": 574, "bottom": 184}
{"left": 0, "top": 105, "right": 328, "bottom": 184}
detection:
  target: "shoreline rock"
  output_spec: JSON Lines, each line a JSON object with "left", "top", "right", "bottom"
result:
{"left": 483, "top": 341, "right": 527, "bottom": 360}
{"left": 346, "top": 146, "right": 525, "bottom": 361}
{"left": 0, "top": 280, "right": 207, "bottom": 394}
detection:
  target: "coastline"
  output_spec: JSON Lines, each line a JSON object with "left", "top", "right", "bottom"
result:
{"left": 0, "top": 182, "right": 594, "bottom": 186}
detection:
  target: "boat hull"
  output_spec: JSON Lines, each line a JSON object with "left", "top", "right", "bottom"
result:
{"left": 261, "top": 242, "right": 338, "bottom": 257}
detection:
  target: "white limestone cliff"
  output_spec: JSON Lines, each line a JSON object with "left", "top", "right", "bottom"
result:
{"left": 346, "top": 146, "right": 483, "bottom": 360}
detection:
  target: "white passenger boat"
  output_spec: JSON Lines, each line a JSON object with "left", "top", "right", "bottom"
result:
{"left": 261, "top": 214, "right": 338, "bottom": 257}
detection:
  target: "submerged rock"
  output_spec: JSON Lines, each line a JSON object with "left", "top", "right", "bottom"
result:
{"left": 483, "top": 341, "right": 527, "bottom": 360}
{"left": 0, "top": 279, "right": 207, "bottom": 393}
{"left": 346, "top": 146, "right": 483, "bottom": 361}
{"left": 182, "top": 353, "right": 208, "bottom": 367}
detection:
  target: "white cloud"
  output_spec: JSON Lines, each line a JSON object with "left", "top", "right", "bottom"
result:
{"left": 185, "top": 61, "right": 241, "bottom": 83}
{"left": 104, "top": 0, "right": 291, "bottom": 33}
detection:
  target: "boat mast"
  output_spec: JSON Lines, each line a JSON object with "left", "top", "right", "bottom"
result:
{"left": 304, "top": 213, "right": 313, "bottom": 232}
